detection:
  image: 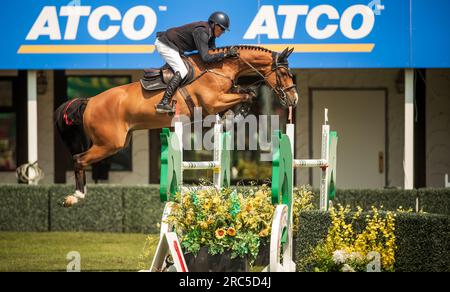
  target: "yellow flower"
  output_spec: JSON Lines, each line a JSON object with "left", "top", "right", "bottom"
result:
{"left": 182, "top": 196, "right": 191, "bottom": 207}
{"left": 255, "top": 190, "right": 265, "bottom": 198}
{"left": 200, "top": 221, "right": 208, "bottom": 230}
{"left": 203, "top": 199, "right": 212, "bottom": 210}
{"left": 215, "top": 228, "right": 226, "bottom": 239}
{"left": 227, "top": 227, "right": 236, "bottom": 237}
{"left": 212, "top": 196, "right": 221, "bottom": 205}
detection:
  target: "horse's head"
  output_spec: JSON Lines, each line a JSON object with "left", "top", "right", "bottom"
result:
{"left": 265, "top": 47, "right": 298, "bottom": 108}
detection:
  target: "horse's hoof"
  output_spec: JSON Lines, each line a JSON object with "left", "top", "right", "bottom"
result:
{"left": 63, "top": 195, "right": 78, "bottom": 208}
{"left": 74, "top": 190, "right": 85, "bottom": 199}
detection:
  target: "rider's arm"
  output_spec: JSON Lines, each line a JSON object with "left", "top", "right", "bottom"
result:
{"left": 193, "top": 28, "right": 224, "bottom": 63}
{"left": 208, "top": 37, "right": 217, "bottom": 49}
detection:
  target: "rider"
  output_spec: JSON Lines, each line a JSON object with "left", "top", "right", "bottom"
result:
{"left": 154, "top": 11, "right": 239, "bottom": 113}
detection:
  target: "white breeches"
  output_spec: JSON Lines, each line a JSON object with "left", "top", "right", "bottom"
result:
{"left": 155, "top": 38, "right": 188, "bottom": 79}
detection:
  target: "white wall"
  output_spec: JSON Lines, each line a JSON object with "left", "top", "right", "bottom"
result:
{"left": 293, "top": 69, "right": 405, "bottom": 188}
{"left": 426, "top": 69, "right": 450, "bottom": 187}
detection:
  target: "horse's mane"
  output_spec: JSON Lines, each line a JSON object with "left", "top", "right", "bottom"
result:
{"left": 187, "top": 45, "right": 274, "bottom": 57}
{"left": 211, "top": 45, "right": 274, "bottom": 54}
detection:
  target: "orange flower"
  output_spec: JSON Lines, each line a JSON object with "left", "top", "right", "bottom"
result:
{"left": 215, "top": 228, "right": 226, "bottom": 239}
{"left": 259, "top": 228, "right": 269, "bottom": 237}
{"left": 227, "top": 227, "right": 236, "bottom": 237}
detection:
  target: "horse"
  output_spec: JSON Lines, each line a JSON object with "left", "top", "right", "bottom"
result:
{"left": 55, "top": 45, "right": 299, "bottom": 207}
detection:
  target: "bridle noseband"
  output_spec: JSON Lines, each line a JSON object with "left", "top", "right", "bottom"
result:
{"left": 237, "top": 51, "right": 296, "bottom": 106}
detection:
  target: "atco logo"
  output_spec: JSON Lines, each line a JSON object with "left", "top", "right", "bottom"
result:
{"left": 244, "top": 5, "right": 377, "bottom": 40}
{"left": 20, "top": 2, "right": 383, "bottom": 55}
{"left": 26, "top": 5, "right": 157, "bottom": 41}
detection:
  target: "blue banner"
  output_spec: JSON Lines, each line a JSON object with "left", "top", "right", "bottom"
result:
{"left": 0, "top": 0, "right": 448, "bottom": 69}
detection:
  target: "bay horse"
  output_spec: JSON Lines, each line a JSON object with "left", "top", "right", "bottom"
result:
{"left": 55, "top": 45, "right": 299, "bottom": 207}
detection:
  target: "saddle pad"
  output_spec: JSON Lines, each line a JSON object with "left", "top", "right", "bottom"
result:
{"left": 141, "top": 58, "right": 196, "bottom": 92}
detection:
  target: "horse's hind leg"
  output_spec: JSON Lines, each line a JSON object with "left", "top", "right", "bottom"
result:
{"left": 63, "top": 144, "right": 118, "bottom": 207}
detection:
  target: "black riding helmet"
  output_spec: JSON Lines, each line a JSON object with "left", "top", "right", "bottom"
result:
{"left": 208, "top": 11, "right": 230, "bottom": 31}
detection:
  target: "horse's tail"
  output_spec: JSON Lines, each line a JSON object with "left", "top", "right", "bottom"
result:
{"left": 54, "top": 98, "right": 91, "bottom": 156}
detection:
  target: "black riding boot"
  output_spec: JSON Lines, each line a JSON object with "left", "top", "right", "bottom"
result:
{"left": 156, "top": 72, "right": 183, "bottom": 114}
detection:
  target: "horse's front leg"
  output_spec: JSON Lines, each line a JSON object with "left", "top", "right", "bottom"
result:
{"left": 215, "top": 92, "right": 255, "bottom": 113}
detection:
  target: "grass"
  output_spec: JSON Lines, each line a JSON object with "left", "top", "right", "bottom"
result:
{"left": 0, "top": 232, "right": 265, "bottom": 272}
{"left": 0, "top": 232, "right": 159, "bottom": 272}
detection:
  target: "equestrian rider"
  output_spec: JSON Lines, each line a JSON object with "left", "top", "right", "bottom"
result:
{"left": 154, "top": 11, "right": 238, "bottom": 113}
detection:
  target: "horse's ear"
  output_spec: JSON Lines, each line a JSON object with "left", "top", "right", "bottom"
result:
{"left": 278, "top": 48, "right": 289, "bottom": 62}
{"left": 286, "top": 47, "right": 294, "bottom": 58}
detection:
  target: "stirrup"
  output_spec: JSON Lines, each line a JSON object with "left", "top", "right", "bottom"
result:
{"left": 155, "top": 103, "right": 175, "bottom": 114}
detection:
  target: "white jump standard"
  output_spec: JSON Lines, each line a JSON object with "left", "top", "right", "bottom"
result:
{"left": 150, "top": 118, "right": 231, "bottom": 272}
{"left": 266, "top": 108, "right": 338, "bottom": 272}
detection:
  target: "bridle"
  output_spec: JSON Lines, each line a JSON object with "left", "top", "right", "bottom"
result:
{"left": 236, "top": 51, "right": 297, "bottom": 106}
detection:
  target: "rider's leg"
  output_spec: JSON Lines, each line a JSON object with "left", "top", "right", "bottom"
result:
{"left": 157, "top": 71, "right": 183, "bottom": 113}
{"left": 155, "top": 39, "right": 188, "bottom": 113}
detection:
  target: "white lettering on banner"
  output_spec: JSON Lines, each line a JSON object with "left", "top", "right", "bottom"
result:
{"left": 26, "top": 5, "right": 158, "bottom": 41}
{"left": 60, "top": 6, "right": 91, "bottom": 40}
{"left": 306, "top": 5, "right": 339, "bottom": 40}
{"left": 244, "top": 6, "right": 280, "bottom": 39}
{"left": 26, "top": 6, "right": 62, "bottom": 40}
{"left": 244, "top": 4, "right": 376, "bottom": 40}
{"left": 340, "top": 5, "right": 375, "bottom": 39}
{"left": 122, "top": 6, "right": 156, "bottom": 41}
{"left": 88, "top": 6, "right": 121, "bottom": 41}
{"left": 278, "top": 6, "right": 308, "bottom": 39}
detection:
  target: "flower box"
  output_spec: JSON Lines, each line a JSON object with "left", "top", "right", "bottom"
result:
{"left": 184, "top": 247, "right": 249, "bottom": 272}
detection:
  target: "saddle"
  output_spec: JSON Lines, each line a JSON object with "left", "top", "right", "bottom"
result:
{"left": 141, "top": 56, "right": 195, "bottom": 91}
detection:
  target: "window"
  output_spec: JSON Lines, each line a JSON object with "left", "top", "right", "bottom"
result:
{"left": 66, "top": 76, "right": 132, "bottom": 171}
{"left": 0, "top": 81, "right": 13, "bottom": 107}
{"left": 0, "top": 113, "right": 16, "bottom": 171}
{"left": 0, "top": 79, "right": 16, "bottom": 171}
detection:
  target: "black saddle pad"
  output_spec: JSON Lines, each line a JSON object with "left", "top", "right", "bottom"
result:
{"left": 141, "top": 57, "right": 195, "bottom": 91}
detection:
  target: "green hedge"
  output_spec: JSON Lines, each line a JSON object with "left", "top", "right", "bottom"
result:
{"left": 294, "top": 211, "right": 450, "bottom": 272}
{"left": 0, "top": 185, "right": 449, "bottom": 233}
{"left": 49, "top": 185, "right": 124, "bottom": 232}
{"left": 417, "top": 188, "right": 450, "bottom": 215}
{"left": 0, "top": 185, "right": 50, "bottom": 232}
{"left": 0, "top": 184, "right": 164, "bottom": 233}
{"left": 308, "top": 188, "right": 450, "bottom": 214}
{"left": 122, "top": 186, "right": 165, "bottom": 234}
{"left": 333, "top": 189, "right": 417, "bottom": 211}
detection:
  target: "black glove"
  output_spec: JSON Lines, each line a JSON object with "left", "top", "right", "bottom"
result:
{"left": 224, "top": 46, "right": 238, "bottom": 58}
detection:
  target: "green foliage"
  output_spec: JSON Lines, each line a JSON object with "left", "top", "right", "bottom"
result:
{"left": 167, "top": 187, "right": 274, "bottom": 264}
{"left": 0, "top": 184, "right": 164, "bottom": 233}
{"left": 304, "top": 206, "right": 396, "bottom": 272}
{"left": 295, "top": 211, "right": 450, "bottom": 272}
{"left": 49, "top": 185, "right": 124, "bottom": 232}
{"left": 0, "top": 185, "right": 50, "bottom": 231}
{"left": 394, "top": 212, "right": 450, "bottom": 272}
{"left": 122, "top": 185, "right": 165, "bottom": 234}
{"left": 418, "top": 188, "right": 450, "bottom": 215}
{"left": 332, "top": 189, "right": 417, "bottom": 212}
